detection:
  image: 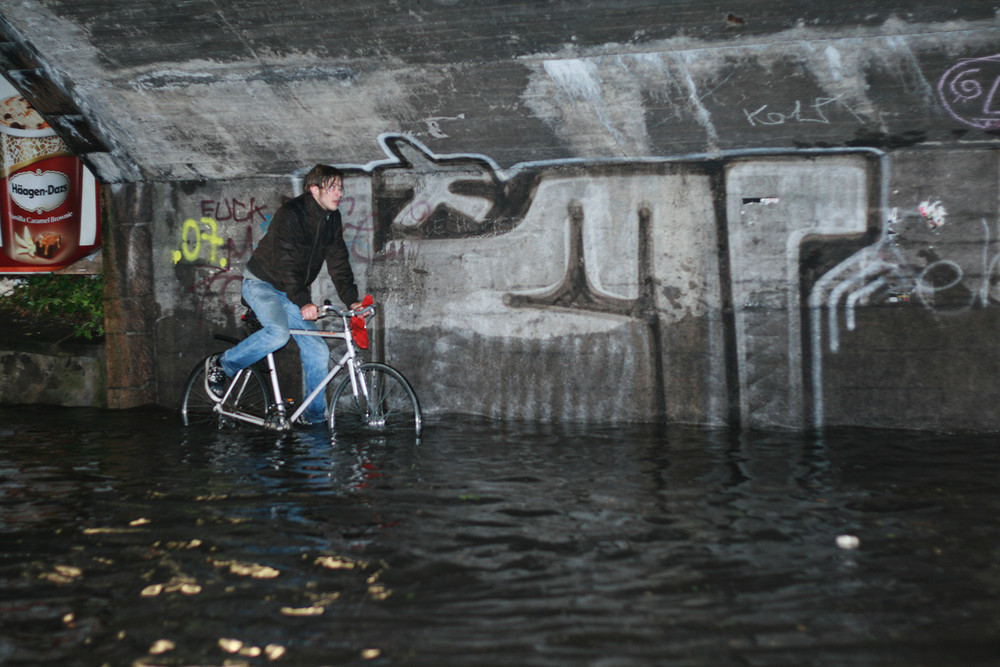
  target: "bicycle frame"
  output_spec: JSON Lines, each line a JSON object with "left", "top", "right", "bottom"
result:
{"left": 212, "top": 314, "right": 367, "bottom": 430}
{"left": 182, "top": 298, "right": 420, "bottom": 434}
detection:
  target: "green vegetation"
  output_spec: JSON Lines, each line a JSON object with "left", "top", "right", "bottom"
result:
{"left": 0, "top": 273, "right": 104, "bottom": 340}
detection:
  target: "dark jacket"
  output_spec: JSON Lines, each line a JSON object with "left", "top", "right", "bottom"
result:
{"left": 246, "top": 192, "right": 359, "bottom": 308}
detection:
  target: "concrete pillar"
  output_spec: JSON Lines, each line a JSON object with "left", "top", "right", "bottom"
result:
{"left": 103, "top": 182, "right": 158, "bottom": 408}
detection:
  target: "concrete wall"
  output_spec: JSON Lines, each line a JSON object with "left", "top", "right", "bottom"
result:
{"left": 55, "top": 5, "right": 998, "bottom": 431}
{"left": 0, "top": 338, "right": 105, "bottom": 408}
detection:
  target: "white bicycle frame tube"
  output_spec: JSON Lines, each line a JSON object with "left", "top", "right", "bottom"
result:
{"left": 290, "top": 344, "right": 354, "bottom": 423}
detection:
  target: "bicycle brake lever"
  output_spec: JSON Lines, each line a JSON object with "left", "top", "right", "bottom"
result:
{"left": 353, "top": 304, "right": 375, "bottom": 318}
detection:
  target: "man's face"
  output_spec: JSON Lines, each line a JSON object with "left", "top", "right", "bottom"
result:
{"left": 310, "top": 178, "right": 343, "bottom": 211}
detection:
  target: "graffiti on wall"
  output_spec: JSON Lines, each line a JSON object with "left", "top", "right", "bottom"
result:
{"left": 938, "top": 53, "right": 1000, "bottom": 130}
{"left": 743, "top": 94, "right": 863, "bottom": 127}
{"left": 815, "top": 198, "right": 1000, "bottom": 343}
{"left": 807, "top": 198, "right": 1000, "bottom": 424}
{"left": 170, "top": 195, "right": 272, "bottom": 320}
{"left": 200, "top": 196, "right": 269, "bottom": 224}
{"left": 365, "top": 135, "right": 520, "bottom": 246}
{"left": 813, "top": 200, "right": 961, "bottom": 355}
{"left": 172, "top": 217, "right": 228, "bottom": 268}
{"left": 172, "top": 131, "right": 997, "bottom": 426}
{"left": 172, "top": 196, "right": 273, "bottom": 267}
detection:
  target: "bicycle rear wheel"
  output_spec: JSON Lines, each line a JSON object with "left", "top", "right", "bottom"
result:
{"left": 329, "top": 362, "right": 422, "bottom": 436}
{"left": 181, "top": 357, "right": 271, "bottom": 426}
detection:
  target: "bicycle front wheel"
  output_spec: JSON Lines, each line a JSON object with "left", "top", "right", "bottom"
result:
{"left": 329, "top": 362, "right": 422, "bottom": 436}
{"left": 181, "top": 357, "right": 271, "bottom": 426}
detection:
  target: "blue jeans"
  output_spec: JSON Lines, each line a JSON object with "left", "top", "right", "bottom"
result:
{"left": 219, "top": 275, "right": 329, "bottom": 423}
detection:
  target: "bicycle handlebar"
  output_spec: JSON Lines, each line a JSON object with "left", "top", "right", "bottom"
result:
{"left": 319, "top": 300, "right": 375, "bottom": 320}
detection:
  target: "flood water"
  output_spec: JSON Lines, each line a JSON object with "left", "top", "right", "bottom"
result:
{"left": 2, "top": 406, "right": 1000, "bottom": 666}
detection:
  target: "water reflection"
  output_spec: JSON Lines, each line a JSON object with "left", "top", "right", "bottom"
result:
{"left": 2, "top": 406, "right": 1000, "bottom": 665}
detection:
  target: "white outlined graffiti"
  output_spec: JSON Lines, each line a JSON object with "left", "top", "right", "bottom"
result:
{"left": 340, "top": 137, "right": 900, "bottom": 426}
{"left": 381, "top": 137, "right": 498, "bottom": 230}
{"left": 809, "top": 195, "right": 1000, "bottom": 426}
{"left": 815, "top": 201, "right": 998, "bottom": 351}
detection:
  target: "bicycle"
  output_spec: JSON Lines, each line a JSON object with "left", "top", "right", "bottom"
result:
{"left": 180, "top": 297, "right": 422, "bottom": 436}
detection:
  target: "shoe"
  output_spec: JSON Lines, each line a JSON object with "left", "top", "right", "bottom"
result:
{"left": 204, "top": 354, "right": 229, "bottom": 402}
{"left": 294, "top": 414, "right": 328, "bottom": 428}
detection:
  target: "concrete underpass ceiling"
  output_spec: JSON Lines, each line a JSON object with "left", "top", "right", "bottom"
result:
{"left": 0, "top": 1, "right": 997, "bottom": 184}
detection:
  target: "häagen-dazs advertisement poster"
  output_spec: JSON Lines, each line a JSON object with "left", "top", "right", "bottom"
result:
{"left": 0, "top": 75, "right": 100, "bottom": 273}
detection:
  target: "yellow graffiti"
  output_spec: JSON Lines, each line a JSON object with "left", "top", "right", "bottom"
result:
{"left": 172, "top": 217, "right": 228, "bottom": 268}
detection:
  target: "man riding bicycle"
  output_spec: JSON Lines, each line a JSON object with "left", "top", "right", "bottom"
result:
{"left": 204, "top": 164, "right": 362, "bottom": 426}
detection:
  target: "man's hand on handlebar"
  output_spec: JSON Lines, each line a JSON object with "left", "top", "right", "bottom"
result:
{"left": 303, "top": 301, "right": 369, "bottom": 320}
{"left": 301, "top": 303, "right": 320, "bottom": 321}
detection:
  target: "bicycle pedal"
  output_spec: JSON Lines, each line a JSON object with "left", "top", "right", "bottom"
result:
{"left": 264, "top": 412, "right": 291, "bottom": 431}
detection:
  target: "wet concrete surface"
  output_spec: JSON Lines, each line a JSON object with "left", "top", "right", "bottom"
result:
{"left": 2, "top": 405, "right": 1000, "bottom": 666}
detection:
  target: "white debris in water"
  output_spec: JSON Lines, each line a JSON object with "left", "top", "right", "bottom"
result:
{"left": 836, "top": 534, "right": 861, "bottom": 549}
